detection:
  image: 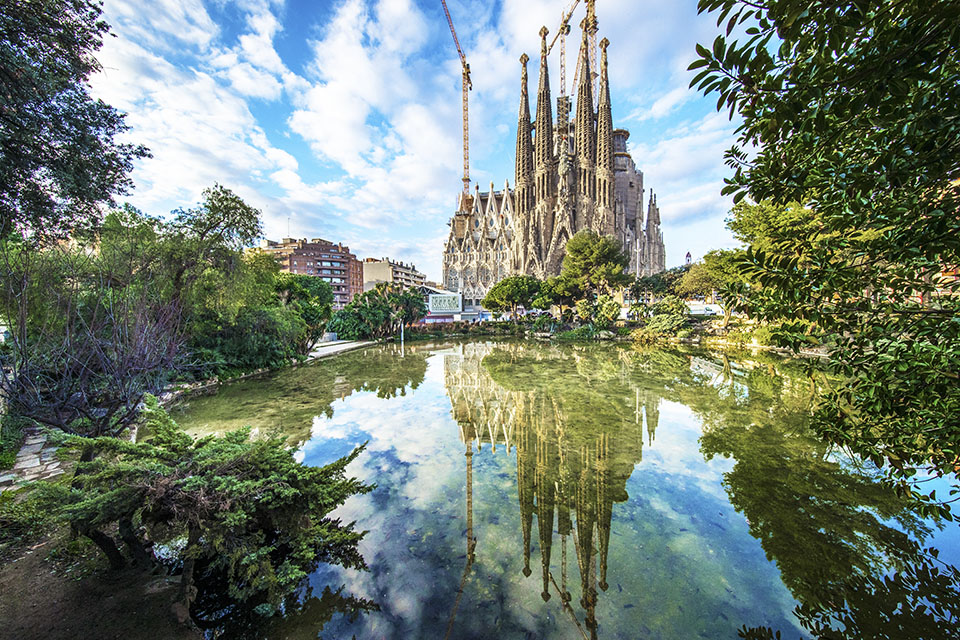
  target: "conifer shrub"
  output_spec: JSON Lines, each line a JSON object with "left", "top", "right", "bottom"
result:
{"left": 38, "top": 396, "right": 372, "bottom": 620}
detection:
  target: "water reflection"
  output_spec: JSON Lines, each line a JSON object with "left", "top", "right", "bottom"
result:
{"left": 172, "top": 340, "right": 960, "bottom": 639}
{"left": 445, "top": 343, "right": 664, "bottom": 638}
{"left": 170, "top": 344, "right": 429, "bottom": 445}
{"left": 443, "top": 342, "right": 960, "bottom": 640}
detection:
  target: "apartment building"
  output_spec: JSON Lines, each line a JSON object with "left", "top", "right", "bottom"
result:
{"left": 260, "top": 237, "right": 362, "bottom": 309}
{"left": 362, "top": 258, "right": 426, "bottom": 292}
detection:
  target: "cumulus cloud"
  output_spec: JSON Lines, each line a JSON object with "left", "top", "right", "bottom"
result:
{"left": 91, "top": 0, "right": 740, "bottom": 277}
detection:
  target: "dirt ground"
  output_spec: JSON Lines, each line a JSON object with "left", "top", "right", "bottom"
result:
{"left": 0, "top": 539, "right": 200, "bottom": 640}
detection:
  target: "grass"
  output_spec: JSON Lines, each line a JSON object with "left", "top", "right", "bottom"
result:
{"left": 0, "top": 415, "right": 27, "bottom": 470}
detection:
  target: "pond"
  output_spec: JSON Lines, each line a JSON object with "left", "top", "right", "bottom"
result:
{"left": 170, "top": 340, "right": 960, "bottom": 639}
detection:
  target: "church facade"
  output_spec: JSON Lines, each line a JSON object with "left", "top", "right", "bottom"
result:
{"left": 442, "top": 23, "right": 667, "bottom": 304}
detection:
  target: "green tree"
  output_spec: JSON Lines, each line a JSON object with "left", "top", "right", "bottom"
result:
{"left": 675, "top": 263, "right": 719, "bottom": 300}
{"left": 276, "top": 273, "right": 334, "bottom": 355}
{"left": 0, "top": 0, "right": 148, "bottom": 241}
{"left": 531, "top": 275, "right": 581, "bottom": 316}
{"left": 691, "top": 0, "right": 960, "bottom": 505}
{"left": 726, "top": 201, "right": 821, "bottom": 254}
{"left": 327, "top": 284, "right": 426, "bottom": 340}
{"left": 482, "top": 275, "right": 541, "bottom": 320}
{"left": 561, "top": 230, "right": 631, "bottom": 297}
{"left": 704, "top": 249, "right": 750, "bottom": 328}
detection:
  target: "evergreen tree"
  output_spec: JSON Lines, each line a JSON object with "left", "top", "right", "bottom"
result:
{"left": 561, "top": 231, "right": 631, "bottom": 297}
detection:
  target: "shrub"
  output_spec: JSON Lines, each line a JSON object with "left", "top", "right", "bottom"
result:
{"left": 532, "top": 314, "right": 558, "bottom": 333}
{"left": 650, "top": 295, "right": 688, "bottom": 317}
{"left": 556, "top": 326, "right": 597, "bottom": 341}
{"left": 631, "top": 313, "right": 687, "bottom": 344}
{"left": 0, "top": 489, "right": 52, "bottom": 549}
{"left": 594, "top": 295, "right": 622, "bottom": 328}
{"left": 38, "top": 396, "right": 372, "bottom": 618}
{"left": 0, "top": 415, "right": 31, "bottom": 470}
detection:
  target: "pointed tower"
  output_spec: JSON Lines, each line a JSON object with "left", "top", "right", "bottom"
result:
{"left": 644, "top": 192, "right": 665, "bottom": 275}
{"left": 532, "top": 25, "right": 556, "bottom": 273}
{"left": 594, "top": 38, "right": 615, "bottom": 236}
{"left": 512, "top": 54, "right": 535, "bottom": 274}
{"left": 574, "top": 20, "right": 596, "bottom": 209}
{"left": 535, "top": 427, "right": 556, "bottom": 602}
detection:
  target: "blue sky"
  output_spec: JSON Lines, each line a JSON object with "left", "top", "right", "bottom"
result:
{"left": 91, "top": 0, "right": 742, "bottom": 281}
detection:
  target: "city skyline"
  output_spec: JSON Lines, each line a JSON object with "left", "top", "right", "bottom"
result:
{"left": 89, "top": 0, "right": 742, "bottom": 281}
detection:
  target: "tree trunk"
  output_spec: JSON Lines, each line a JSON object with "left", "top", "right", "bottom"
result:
{"left": 175, "top": 525, "right": 202, "bottom": 622}
{"left": 85, "top": 528, "right": 126, "bottom": 570}
{"left": 118, "top": 516, "right": 153, "bottom": 567}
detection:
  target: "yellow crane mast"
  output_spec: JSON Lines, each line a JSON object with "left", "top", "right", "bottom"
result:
{"left": 569, "top": 0, "right": 599, "bottom": 109}
{"left": 441, "top": 0, "right": 473, "bottom": 213}
{"left": 546, "top": 0, "right": 581, "bottom": 98}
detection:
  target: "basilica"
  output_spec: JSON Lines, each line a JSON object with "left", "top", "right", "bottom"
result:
{"left": 442, "top": 20, "right": 667, "bottom": 305}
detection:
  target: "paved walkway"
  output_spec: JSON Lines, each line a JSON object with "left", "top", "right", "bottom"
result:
{"left": 308, "top": 339, "right": 374, "bottom": 360}
{"left": 0, "top": 427, "right": 65, "bottom": 493}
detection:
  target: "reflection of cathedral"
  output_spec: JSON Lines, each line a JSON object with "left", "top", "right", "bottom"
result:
{"left": 443, "top": 343, "right": 662, "bottom": 637}
{"left": 441, "top": 8, "right": 667, "bottom": 305}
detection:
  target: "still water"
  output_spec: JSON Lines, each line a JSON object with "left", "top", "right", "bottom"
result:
{"left": 171, "top": 340, "right": 960, "bottom": 639}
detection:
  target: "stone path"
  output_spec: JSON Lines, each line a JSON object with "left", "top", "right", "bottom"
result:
{"left": 0, "top": 427, "right": 65, "bottom": 493}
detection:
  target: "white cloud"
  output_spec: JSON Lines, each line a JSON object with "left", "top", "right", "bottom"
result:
{"left": 91, "top": 0, "right": 742, "bottom": 279}
{"left": 106, "top": 0, "right": 218, "bottom": 49}
{"left": 226, "top": 62, "right": 284, "bottom": 98}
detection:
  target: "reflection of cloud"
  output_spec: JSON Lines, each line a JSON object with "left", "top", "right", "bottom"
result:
{"left": 638, "top": 400, "right": 734, "bottom": 501}
{"left": 260, "top": 344, "right": 805, "bottom": 636}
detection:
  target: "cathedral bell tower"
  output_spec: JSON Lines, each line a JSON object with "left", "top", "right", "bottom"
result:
{"left": 594, "top": 38, "right": 615, "bottom": 236}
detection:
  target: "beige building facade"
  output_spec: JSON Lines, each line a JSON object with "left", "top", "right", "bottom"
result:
{"left": 362, "top": 258, "right": 426, "bottom": 292}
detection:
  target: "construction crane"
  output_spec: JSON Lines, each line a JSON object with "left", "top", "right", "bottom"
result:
{"left": 570, "top": 0, "right": 599, "bottom": 108}
{"left": 546, "top": 0, "right": 580, "bottom": 98}
{"left": 441, "top": 0, "right": 473, "bottom": 213}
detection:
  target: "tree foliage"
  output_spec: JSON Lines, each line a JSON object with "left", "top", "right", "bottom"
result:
{"left": 0, "top": 0, "right": 149, "bottom": 241}
{"left": 0, "top": 186, "right": 328, "bottom": 434}
{"left": 482, "top": 275, "right": 541, "bottom": 320}
{"left": 275, "top": 272, "right": 334, "bottom": 354}
{"left": 692, "top": 0, "right": 960, "bottom": 504}
{"left": 675, "top": 263, "right": 719, "bottom": 299}
{"left": 328, "top": 284, "right": 427, "bottom": 340}
{"left": 561, "top": 230, "right": 631, "bottom": 297}
{"left": 677, "top": 248, "right": 750, "bottom": 328}
{"left": 530, "top": 274, "right": 582, "bottom": 314}
{"left": 0, "top": 230, "right": 181, "bottom": 437}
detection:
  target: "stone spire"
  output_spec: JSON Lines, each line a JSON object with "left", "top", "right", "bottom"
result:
{"left": 575, "top": 20, "right": 596, "bottom": 201}
{"left": 515, "top": 54, "right": 534, "bottom": 205}
{"left": 534, "top": 26, "right": 555, "bottom": 201}
{"left": 594, "top": 38, "right": 615, "bottom": 234}
{"left": 647, "top": 191, "right": 660, "bottom": 226}
{"left": 513, "top": 54, "right": 535, "bottom": 272}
